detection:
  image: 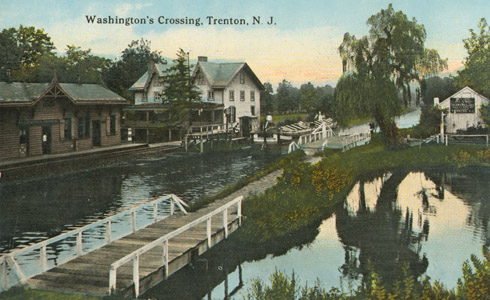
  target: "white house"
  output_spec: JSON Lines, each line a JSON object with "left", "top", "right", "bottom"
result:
{"left": 436, "top": 86, "right": 489, "bottom": 133}
{"left": 129, "top": 62, "right": 171, "bottom": 105}
{"left": 191, "top": 56, "right": 264, "bottom": 132}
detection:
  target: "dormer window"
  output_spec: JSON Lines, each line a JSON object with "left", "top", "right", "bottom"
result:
{"left": 198, "top": 73, "right": 205, "bottom": 85}
{"left": 240, "top": 72, "right": 245, "bottom": 84}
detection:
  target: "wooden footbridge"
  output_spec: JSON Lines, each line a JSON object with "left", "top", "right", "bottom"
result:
{"left": 0, "top": 194, "right": 243, "bottom": 298}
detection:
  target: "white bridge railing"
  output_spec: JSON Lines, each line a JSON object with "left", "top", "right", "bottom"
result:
{"left": 288, "top": 123, "right": 334, "bottom": 153}
{"left": 108, "top": 195, "right": 243, "bottom": 297}
{"left": 0, "top": 194, "right": 189, "bottom": 292}
{"left": 338, "top": 132, "right": 371, "bottom": 151}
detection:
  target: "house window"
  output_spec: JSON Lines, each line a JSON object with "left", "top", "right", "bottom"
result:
{"left": 208, "top": 90, "right": 214, "bottom": 100}
{"left": 198, "top": 73, "right": 205, "bottom": 85}
{"left": 110, "top": 114, "right": 116, "bottom": 135}
{"left": 240, "top": 90, "right": 245, "bottom": 101}
{"left": 250, "top": 91, "right": 255, "bottom": 101}
{"left": 19, "top": 128, "right": 28, "bottom": 144}
{"left": 64, "top": 118, "right": 72, "bottom": 139}
{"left": 78, "top": 113, "right": 90, "bottom": 138}
{"left": 154, "top": 92, "right": 161, "bottom": 101}
{"left": 229, "top": 90, "right": 235, "bottom": 101}
{"left": 240, "top": 72, "right": 245, "bottom": 84}
{"left": 142, "top": 93, "right": 148, "bottom": 103}
{"left": 251, "top": 105, "right": 256, "bottom": 116}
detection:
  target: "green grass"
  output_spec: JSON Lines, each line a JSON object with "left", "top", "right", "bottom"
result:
{"left": 0, "top": 287, "right": 101, "bottom": 300}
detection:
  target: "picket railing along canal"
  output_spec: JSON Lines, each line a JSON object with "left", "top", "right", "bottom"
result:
{"left": 0, "top": 194, "right": 189, "bottom": 292}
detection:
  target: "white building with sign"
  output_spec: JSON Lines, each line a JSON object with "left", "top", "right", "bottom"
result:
{"left": 436, "top": 86, "right": 489, "bottom": 133}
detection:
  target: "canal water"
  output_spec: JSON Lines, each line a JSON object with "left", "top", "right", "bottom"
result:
{"left": 0, "top": 146, "right": 282, "bottom": 253}
{"left": 142, "top": 167, "right": 490, "bottom": 299}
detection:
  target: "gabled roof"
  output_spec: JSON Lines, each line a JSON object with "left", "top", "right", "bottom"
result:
{"left": 193, "top": 61, "right": 264, "bottom": 90}
{"left": 129, "top": 63, "right": 172, "bottom": 91}
{"left": 440, "top": 86, "right": 490, "bottom": 107}
{"left": 0, "top": 81, "right": 128, "bottom": 107}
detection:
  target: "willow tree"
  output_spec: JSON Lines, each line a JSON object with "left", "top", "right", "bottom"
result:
{"left": 336, "top": 4, "right": 447, "bottom": 144}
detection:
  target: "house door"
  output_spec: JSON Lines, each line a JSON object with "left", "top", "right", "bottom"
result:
{"left": 92, "top": 120, "right": 101, "bottom": 147}
{"left": 41, "top": 126, "right": 51, "bottom": 154}
{"left": 19, "top": 127, "right": 29, "bottom": 157}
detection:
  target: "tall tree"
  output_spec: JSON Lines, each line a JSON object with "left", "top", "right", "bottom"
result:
{"left": 260, "top": 82, "right": 275, "bottom": 114}
{"left": 420, "top": 76, "right": 457, "bottom": 106}
{"left": 455, "top": 18, "right": 490, "bottom": 97}
{"left": 103, "top": 38, "right": 165, "bottom": 100}
{"left": 161, "top": 48, "right": 200, "bottom": 103}
{"left": 298, "top": 82, "right": 318, "bottom": 112}
{"left": 276, "top": 79, "right": 299, "bottom": 113}
{"left": 337, "top": 4, "right": 446, "bottom": 144}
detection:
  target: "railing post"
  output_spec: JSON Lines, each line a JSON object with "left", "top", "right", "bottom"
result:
{"left": 109, "top": 266, "right": 117, "bottom": 295}
{"left": 76, "top": 230, "right": 83, "bottom": 256}
{"left": 223, "top": 208, "right": 229, "bottom": 238}
{"left": 238, "top": 198, "right": 242, "bottom": 226}
{"left": 106, "top": 220, "right": 112, "bottom": 243}
{"left": 170, "top": 198, "right": 175, "bottom": 215}
{"left": 133, "top": 256, "right": 140, "bottom": 298}
{"left": 207, "top": 217, "right": 212, "bottom": 248}
{"left": 40, "top": 245, "right": 48, "bottom": 271}
{"left": 153, "top": 202, "right": 158, "bottom": 222}
{"left": 131, "top": 210, "right": 137, "bottom": 232}
{"left": 162, "top": 240, "right": 169, "bottom": 278}
{"left": 1, "top": 258, "right": 9, "bottom": 291}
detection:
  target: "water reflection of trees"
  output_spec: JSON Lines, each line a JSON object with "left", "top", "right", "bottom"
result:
{"left": 336, "top": 171, "right": 429, "bottom": 285}
{"left": 425, "top": 168, "right": 490, "bottom": 247}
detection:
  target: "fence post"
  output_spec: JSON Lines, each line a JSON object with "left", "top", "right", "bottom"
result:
{"left": 1, "top": 258, "right": 9, "bottom": 291}
{"left": 153, "top": 202, "right": 158, "bottom": 222}
{"left": 40, "top": 245, "right": 48, "bottom": 271}
{"left": 131, "top": 210, "right": 137, "bottom": 232}
{"left": 109, "top": 266, "right": 117, "bottom": 295}
{"left": 76, "top": 230, "right": 83, "bottom": 256}
{"left": 106, "top": 220, "right": 112, "bottom": 243}
{"left": 162, "top": 240, "right": 169, "bottom": 278}
{"left": 445, "top": 135, "right": 448, "bottom": 146}
{"left": 207, "top": 217, "right": 212, "bottom": 248}
{"left": 133, "top": 256, "right": 140, "bottom": 298}
{"left": 238, "top": 198, "right": 242, "bottom": 226}
{"left": 487, "top": 135, "right": 489, "bottom": 147}
{"left": 170, "top": 198, "right": 175, "bottom": 216}
{"left": 223, "top": 208, "right": 229, "bottom": 238}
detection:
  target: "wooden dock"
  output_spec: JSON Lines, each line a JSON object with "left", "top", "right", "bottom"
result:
{"left": 1, "top": 194, "right": 242, "bottom": 298}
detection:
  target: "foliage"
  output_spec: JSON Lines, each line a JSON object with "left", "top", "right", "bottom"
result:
{"left": 337, "top": 4, "right": 447, "bottom": 144}
{"left": 403, "top": 106, "right": 443, "bottom": 138}
{"left": 261, "top": 82, "right": 275, "bottom": 114}
{"left": 479, "top": 103, "right": 490, "bottom": 129}
{"left": 277, "top": 79, "right": 300, "bottom": 113}
{"left": 103, "top": 38, "right": 165, "bottom": 101}
{"left": 0, "top": 25, "right": 56, "bottom": 81}
{"left": 0, "top": 287, "right": 99, "bottom": 300}
{"left": 420, "top": 76, "right": 458, "bottom": 106}
{"left": 161, "top": 48, "right": 201, "bottom": 103}
{"left": 455, "top": 18, "right": 490, "bottom": 97}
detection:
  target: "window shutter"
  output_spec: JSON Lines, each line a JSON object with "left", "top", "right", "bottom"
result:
{"left": 59, "top": 119, "right": 65, "bottom": 140}
{"left": 71, "top": 117, "right": 76, "bottom": 138}
{"left": 106, "top": 116, "right": 111, "bottom": 135}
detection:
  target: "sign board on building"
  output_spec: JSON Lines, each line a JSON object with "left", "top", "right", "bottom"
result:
{"left": 450, "top": 97, "right": 475, "bottom": 113}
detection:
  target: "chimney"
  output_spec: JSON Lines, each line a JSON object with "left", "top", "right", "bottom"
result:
{"left": 148, "top": 58, "right": 155, "bottom": 74}
{"left": 434, "top": 97, "right": 439, "bottom": 106}
{"left": 198, "top": 56, "right": 208, "bottom": 62}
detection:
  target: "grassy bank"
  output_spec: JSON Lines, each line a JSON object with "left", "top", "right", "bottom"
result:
{"left": 238, "top": 134, "right": 490, "bottom": 243}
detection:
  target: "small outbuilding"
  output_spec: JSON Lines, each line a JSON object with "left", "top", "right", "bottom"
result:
{"left": 436, "top": 86, "right": 489, "bottom": 134}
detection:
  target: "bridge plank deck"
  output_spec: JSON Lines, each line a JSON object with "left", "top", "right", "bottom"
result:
{"left": 24, "top": 197, "right": 240, "bottom": 297}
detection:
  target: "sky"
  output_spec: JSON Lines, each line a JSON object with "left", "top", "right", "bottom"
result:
{"left": 0, "top": 0, "right": 489, "bottom": 88}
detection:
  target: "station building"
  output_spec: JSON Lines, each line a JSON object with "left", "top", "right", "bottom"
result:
{"left": 0, "top": 77, "right": 129, "bottom": 161}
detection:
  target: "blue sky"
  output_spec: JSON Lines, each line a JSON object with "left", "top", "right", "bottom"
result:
{"left": 1, "top": 0, "right": 489, "bottom": 86}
